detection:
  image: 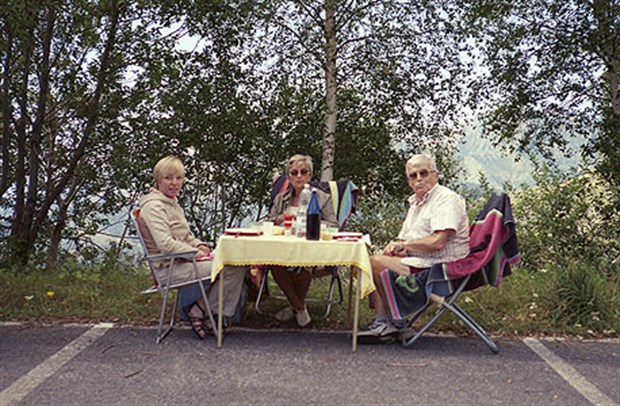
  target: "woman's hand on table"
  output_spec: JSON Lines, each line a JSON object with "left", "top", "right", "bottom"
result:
{"left": 274, "top": 214, "right": 284, "bottom": 226}
{"left": 274, "top": 211, "right": 294, "bottom": 226}
{"left": 196, "top": 244, "right": 211, "bottom": 257}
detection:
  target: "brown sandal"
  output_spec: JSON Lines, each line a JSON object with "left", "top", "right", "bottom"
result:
{"left": 202, "top": 315, "right": 227, "bottom": 335}
{"left": 183, "top": 303, "right": 207, "bottom": 339}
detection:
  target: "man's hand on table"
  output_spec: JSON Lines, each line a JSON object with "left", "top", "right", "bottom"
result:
{"left": 383, "top": 241, "right": 407, "bottom": 257}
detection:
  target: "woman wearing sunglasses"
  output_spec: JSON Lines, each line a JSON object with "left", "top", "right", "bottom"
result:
{"left": 268, "top": 154, "right": 338, "bottom": 327}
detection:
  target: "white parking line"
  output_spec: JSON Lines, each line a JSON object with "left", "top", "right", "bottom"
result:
{"left": 523, "top": 337, "right": 618, "bottom": 406}
{"left": 0, "top": 324, "right": 111, "bottom": 406}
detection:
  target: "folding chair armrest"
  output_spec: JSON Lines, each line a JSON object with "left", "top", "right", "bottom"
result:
{"left": 140, "top": 285, "right": 159, "bottom": 295}
{"left": 147, "top": 249, "right": 199, "bottom": 261}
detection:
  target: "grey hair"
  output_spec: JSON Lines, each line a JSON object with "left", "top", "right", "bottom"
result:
{"left": 287, "top": 154, "right": 313, "bottom": 173}
{"left": 406, "top": 153, "right": 437, "bottom": 173}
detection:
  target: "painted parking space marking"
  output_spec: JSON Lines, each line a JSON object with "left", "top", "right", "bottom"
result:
{"left": 523, "top": 337, "right": 617, "bottom": 406}
{"left": 0, "top": 323, "right": 112, "bottom": 406}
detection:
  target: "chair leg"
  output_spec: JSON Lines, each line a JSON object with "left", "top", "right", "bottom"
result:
{"left": 401, "top": 301, "right": 499, "bottom": 354}
{"left": 452, "top": 303, "right": 490, "bottom": 336}
{"left": 254, "top": 270, "right": 270, "bottom": 316}
{"left": 444, "top": 302, "right": 499, "bottom": 354}
{"left": 156, "top": 289, "right": 176, "bottom": 344}
{"left": 197, "top": 278, "right": 219, "bottom": 340}
{"left": 335, "top": 270, "right": 344, "bottom": 305}
{"left": 316, "top": 270, "right": 344, "bottom": 320}
{"left": 317, "top": 275, "right": 336, "bottom": 320}
{"left": 401, "top": 303, "right": 442, "bottom": 347}
{"left": 255, "top": 268, "right": 345, "bottom": 320}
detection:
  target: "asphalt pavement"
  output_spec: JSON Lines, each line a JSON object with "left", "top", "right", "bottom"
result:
{"left": 0, "top": 322, "right": 618, "bottom": 405}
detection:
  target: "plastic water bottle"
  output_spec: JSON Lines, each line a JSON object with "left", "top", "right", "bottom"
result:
{"left": 306, "top": 189, "right": 321, "bottom": 241}
{"left": 296, "top": 184, "right": 312, "bottom": 238}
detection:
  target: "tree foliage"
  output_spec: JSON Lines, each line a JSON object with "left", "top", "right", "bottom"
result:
{"left": 3, "top": 0, "right": 616, "bottom": 269}
{"left": 182, "top": 1, "right": 477, "bottom": 179}
{"left": 1, "top": 0, "right": 127, "bottom": 264}
{"left": 0, "top": 0, "right": 201, "bottom": 265}
{"left": 459, "top": 0, "right": 620, "bottom": 185}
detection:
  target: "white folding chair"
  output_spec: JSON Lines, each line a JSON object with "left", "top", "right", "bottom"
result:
{"left": 131, "top": 208, "right": 218, "bottom": 343}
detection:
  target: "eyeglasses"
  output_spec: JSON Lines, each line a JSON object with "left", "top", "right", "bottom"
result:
{"left": 407, "top": 169, "right": 435, "bottom": 180}
{"left": 289, "top": 169, "right": 310, "bottom": 176}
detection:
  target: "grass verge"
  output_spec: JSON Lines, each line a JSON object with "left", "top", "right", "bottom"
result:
{"left": 1, "top": 262, "right": 618, "bottom": 338}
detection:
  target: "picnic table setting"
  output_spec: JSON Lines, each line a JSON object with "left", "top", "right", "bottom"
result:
{"left": 213, "top": 220, "right": 375, "bottom": 350}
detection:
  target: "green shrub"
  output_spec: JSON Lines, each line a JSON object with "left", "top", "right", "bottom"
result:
{"left": 511, "top": 165, "right": 620, "bottom": 275}
{"left": 536, "top": 260, "right": 619, "bottom": 335}
{"left": 347, "top": 195, "right": 405, "bottom": 254}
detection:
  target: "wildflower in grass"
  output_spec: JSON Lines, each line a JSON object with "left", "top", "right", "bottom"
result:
{"left": 24, "top": 295, "right": 34, "bottom": 301}
{"left": 47, "top": 291, "right": 55, "bottom": 297}
{"left": 464, "top": 297, "right": 473, "bottom": 303}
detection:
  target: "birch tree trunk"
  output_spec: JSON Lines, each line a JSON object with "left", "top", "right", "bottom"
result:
{"left": 321, "top": 0, "right": 337, "bottom": 182}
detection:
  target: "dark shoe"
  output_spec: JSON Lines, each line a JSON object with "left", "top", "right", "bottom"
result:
{"left": 183, "top": 303, "right": 207, "bottom": 340}
{"left": 392, "top": 318, "right": 408, "bottom": 330}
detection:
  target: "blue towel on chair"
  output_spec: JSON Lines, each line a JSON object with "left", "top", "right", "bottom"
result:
{"left": 314, "top": 179, "right": 359, "bottom": 231}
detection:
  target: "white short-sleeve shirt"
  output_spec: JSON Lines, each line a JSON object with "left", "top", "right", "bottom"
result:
{"left": 398, "top": 184, "right": 470, "bottom": 268}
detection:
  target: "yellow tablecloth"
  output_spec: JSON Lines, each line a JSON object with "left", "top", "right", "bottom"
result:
{"left": 212, "top": 235, "right": 376, "bottom": 297}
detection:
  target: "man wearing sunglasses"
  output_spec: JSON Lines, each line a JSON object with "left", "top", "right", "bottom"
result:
{"left": 359, "top": 153, "right": 470, "bottom": 343}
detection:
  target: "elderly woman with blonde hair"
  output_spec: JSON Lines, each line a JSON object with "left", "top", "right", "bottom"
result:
{"left": 268, "top": 154, "right": 338, "bottom": 327}
{"left": 138, "top": 156, "right": 247, "bottom": 339}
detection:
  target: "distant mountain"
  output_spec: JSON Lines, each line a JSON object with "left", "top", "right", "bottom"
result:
{"left": 459, "top": 131, "right": 533, "bottom": 189}
{"left": 458, "top": 127, "right": 583, "bottom": 189}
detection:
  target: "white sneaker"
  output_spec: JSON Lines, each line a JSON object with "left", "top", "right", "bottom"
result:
{"left": 357, "top": 319, "right": 399, "bottom": 344}
{"left": 295, "top": 306, "right": 311, "bottom": 327}
{"left": 274, "top": 306, "right": 295, "bottom": 321}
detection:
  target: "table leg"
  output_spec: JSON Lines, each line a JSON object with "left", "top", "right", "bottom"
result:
{"left": 347, "top": 268, "right": 354, "bottom": 323}
{"left": 352, "top": 268, "right": 361, "bottom": 352}
{"left": 217, "top": 270, "right": 224, "bottom": 348}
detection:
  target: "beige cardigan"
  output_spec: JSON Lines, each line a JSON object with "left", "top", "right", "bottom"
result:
{"left": 138, "top": 188, "right": 206, "bottom": 257}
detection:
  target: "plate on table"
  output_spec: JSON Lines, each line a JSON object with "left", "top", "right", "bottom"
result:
{"left": 224, "top": 228, "right": 263, "bottom": 236}
{"left": 332, "top": 232, "right": 363, "bottom": 241}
